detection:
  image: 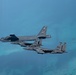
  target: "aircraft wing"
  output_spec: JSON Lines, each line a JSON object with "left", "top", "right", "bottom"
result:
{"left": 35, "top": 48, "right": 45, "bottom": 54}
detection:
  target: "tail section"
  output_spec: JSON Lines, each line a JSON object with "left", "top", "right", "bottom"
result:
{"left": 56, "top": 42, "right": 66, "bottom": 52}
{"left": 38, "top": 26, "right": 47, "bottom": 36}
{"left": 37, "top": 26, "right": 51, "bottom": 39}
{"left": 61, "top": 42, "right": 66, "bottom": 52}
{"left": 56, "top": 42, "right": 62, "bottom": 50}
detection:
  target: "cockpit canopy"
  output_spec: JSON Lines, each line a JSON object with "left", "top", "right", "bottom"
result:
{"left": 10, "top": 34, "right": 16, "bottom": 37}
{"left": 5, "top": 34, "right": 19, "bottom": 41}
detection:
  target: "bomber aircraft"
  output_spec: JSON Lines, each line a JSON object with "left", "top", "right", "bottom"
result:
{"left": 0, "top": 26, "right": 51, "bottom": 44}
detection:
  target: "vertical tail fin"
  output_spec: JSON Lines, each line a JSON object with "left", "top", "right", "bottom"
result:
{"left": 38, "top": 26, "right": 47, "bottom": 36}
{"left": 56, "top": 42, "right": 66, "bottom": 52}
{"left": 61, "top": 42, "right": 66, "bottom": 52}
{"left": 56, "top": 42, "right": 62, "bottom": 50}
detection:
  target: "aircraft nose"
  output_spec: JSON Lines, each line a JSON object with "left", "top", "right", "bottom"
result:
{"left": 0, "top": 38, "right": 1, "bottom": 41}
{"left": 0, "top": 37, "right": 4, "bottom": 41}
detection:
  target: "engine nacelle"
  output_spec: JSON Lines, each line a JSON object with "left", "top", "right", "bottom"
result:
{"left": 38, "top": 35, "right": 51, "bottom": 39}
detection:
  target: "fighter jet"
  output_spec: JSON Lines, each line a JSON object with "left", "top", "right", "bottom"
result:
{"left": 23, "top": 42, "right": 66, "bottom": 54}
{"left": 0, "top": 26, "right": 51, "bottom": 44}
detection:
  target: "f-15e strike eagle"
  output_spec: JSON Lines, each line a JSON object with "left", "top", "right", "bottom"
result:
{"left": 0, "top": 26, "right": 67, "bottom": 54}
{"left": 23, "top": 41, "right": 66, "bottom": 54}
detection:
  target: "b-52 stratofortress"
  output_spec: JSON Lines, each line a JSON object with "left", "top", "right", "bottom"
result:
{"left": 0, "top": 26, "right": 51, "bottom": 44}
{"left": 23, "top": 41, "right": 66, "bottom": 54}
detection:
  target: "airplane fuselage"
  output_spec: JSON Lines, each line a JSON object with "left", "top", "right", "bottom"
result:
{"left": 17, "top": 36, "right": 37, "bottom": 41}
{"left": 0, "top": 35, "right": 51, "bottom": 42}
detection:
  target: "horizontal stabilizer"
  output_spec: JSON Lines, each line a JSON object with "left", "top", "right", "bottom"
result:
{"left": 35, "top": 48, "right": 45, "bottom": 54}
